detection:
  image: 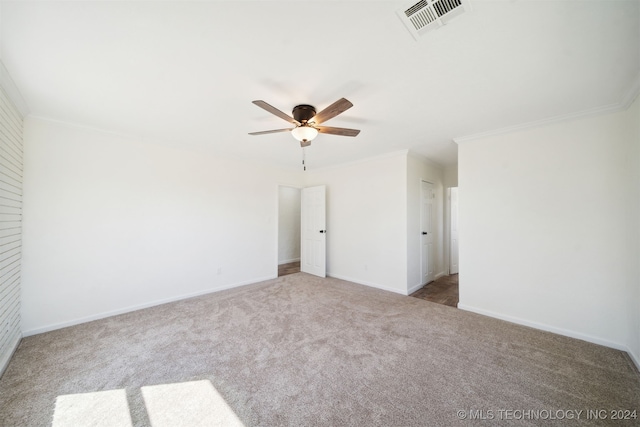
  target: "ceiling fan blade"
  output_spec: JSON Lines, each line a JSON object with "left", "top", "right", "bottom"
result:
{"left": 312, "top": 98, "right": 354, "bottom": 124}
{"left": 252, "top": 100, "right": 300, "bottom": 125}
{"left": 316, "top": 126, "right": 360, "bottom": 137}
{"left": 248, "top": 128, "right": 293, "bottom": 136}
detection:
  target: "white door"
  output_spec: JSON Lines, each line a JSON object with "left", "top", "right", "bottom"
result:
{"left": 301, "top": 185, "right": 326, "bottom": 277}
{"left": 421, "top": 181, "right": 435, "bottom": 284}
{"left": 449, "top": 187, "right": 459, "bottom": 274}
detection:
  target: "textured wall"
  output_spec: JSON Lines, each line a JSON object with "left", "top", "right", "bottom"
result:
{"left": 0, "top": 85, "right": 23, "bottom": 376}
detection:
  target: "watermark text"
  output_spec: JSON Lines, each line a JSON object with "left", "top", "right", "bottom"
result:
{"left": 456, "top": 408, "right": 637, "bottom": 421}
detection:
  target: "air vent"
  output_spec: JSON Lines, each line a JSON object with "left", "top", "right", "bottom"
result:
{"left": 397, "top": 0, "right": 471, "bottom": 39}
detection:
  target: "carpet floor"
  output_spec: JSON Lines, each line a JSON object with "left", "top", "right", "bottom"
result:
{"left": 0, "top": 273, "right": 639, "bottom": 426}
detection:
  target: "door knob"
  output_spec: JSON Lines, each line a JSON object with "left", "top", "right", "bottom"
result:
{"left": 422, "top": 232, "right": 427, "bottom": 235}
{"left": 319, "top": 230, "right": 326, "bottom": 233}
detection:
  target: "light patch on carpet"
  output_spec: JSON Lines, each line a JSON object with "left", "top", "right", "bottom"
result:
{"left": 52, "top": 389, "right": 133, "bottom": 427}
{"left": 141, "top": 380, "right": 244, "bottom": 427}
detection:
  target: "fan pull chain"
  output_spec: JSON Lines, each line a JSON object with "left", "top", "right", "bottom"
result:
{"left": 302, "top": 147, "right": 306, "bottom": 171}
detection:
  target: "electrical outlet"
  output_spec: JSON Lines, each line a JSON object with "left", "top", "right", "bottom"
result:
{"left": 217, "top": 268, "right": 222, "bottom": 275}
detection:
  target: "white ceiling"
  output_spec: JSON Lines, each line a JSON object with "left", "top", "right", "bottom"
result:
{"left": 1, "top": 1, "right": 638, "bottom": 170}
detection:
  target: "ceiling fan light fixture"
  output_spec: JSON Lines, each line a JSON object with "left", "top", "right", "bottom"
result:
{"left": 291, "top": 125, "right": 318, "bottom": 143}
{"left": 249, "top": 98, "right": 359, "bottom": 148}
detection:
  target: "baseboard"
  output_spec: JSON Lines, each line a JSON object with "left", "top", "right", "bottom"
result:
{"left": 327, "top": 273, "right": 408, "bottom": 296}
{"left": 407, "top": 282, "right": 424, "bottom": 295}
{"left": 278, "top": 258, "right": 300, "bottom": 265}
{"left": 628, "top": 348, "right": 640, "bottom": 373}
{"left": 458, "top": 303, "right": 629, "bottom": 352}
{"left": 0, "top": 331, "right": 22, "bottom": 379}
{"left": 22, "top": 275, "right": 277, "bottom": 337}
{"left": 407, "top": 272, "right": 448, "bottom": 295}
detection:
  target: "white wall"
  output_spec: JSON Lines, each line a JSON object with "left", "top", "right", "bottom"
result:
{"left": 278, "top": 186, "right": 300, "bottom": 264}
{"left": 407, "top": 152, "right": 445, "bottom": 294}
{"left": 458, "top": 97, "right": 640, "bottom": 363}
{"left": 21, "top": 118, "right": 302, "bottom": 334}
{"left": 304, "top": 152, "right": 408, "bottom": 294}
{"left": 443, "top": 164, "right": 458, "bottom": 188}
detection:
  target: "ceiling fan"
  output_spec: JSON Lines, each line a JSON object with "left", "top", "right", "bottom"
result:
{"left": 249, "top": 98, "right": 360, "bottom": 147}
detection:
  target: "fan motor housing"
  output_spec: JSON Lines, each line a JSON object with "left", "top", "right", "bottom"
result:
{"left": 292, "top": 105, "right": 316, "bottom": 123}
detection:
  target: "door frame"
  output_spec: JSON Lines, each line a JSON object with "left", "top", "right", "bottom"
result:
{"left": 447, "top": 186, "right": 459, "bottom": 275}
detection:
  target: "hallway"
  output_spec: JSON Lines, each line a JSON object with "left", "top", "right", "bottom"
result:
{"left": 410, "top": 274, "right": 459, "bottom": 308}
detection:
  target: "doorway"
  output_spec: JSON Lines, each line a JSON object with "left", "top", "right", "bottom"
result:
{"left": 420, "top": 180, "right": 435, "bottom": 285}
{"left": 411, "top": 184, "right": 459, "bottom": 308}
{"left": 278, "top": 186, "right": 301, "bottom": 277}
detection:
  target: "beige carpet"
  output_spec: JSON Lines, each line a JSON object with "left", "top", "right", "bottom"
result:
{"left": 0, "top": 273, "right": 638, "bottom": 426}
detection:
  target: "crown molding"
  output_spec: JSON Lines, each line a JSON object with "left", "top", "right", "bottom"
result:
{"left": 0, "top": 60, "right": 29, "bottom": 119}
{"left": 454, "top": 74, "right": 640, "bottom": 145}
